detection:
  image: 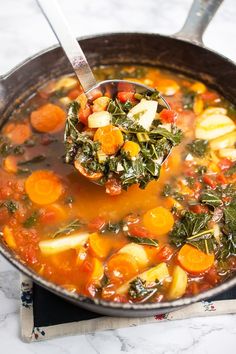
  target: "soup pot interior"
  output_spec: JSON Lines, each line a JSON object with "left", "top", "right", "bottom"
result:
{"left": 0, "top": 33, "right": 236, "bottom": 317}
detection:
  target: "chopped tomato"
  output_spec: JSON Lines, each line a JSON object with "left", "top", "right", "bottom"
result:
{"left": 155, "top": 245, "right": 174, "bottom": 263}
{"left": 88, "top": 217, "right": 106, "bottom": 232}
{"left": 128, "top": 224, "right": 150, "bottom": 238}
{"left": 117, "top": 82, "right": 135, "bottom": 92}
{"left": 203, "top": 175, "right": 217, "bottom": 189}
{"left": 204, "top": 267, "right": 219, "bottom": 286}
{"left": 78, "top": 104, "right": 92, "bottom": 125}
{"left": 201, "top": 91, "right": 219, "bottom": 102}
{"left": 159, "top": 109, "right": 177, "bottom": 123}
{"left": 190, "top": 204, "right": 208, "bottom": 214}
{"left": 216, "top": 174, "right": 227, "bottom": 184}
{"left": 218, "top": 158, "right": 233, "bottom": 172}
{"left": 105, "top": 178, "right": 122, "bottom": 196}
{"left": 117, "top": 91, "right": 135, "bottom": 103}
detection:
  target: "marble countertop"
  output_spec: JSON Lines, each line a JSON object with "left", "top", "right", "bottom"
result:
{"left": 0, "top": 0, "right": 236, "bottom": 352}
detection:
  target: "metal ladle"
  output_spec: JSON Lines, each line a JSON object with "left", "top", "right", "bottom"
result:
{"left": 36, "top": 0, "right": 169, "bottom": 108}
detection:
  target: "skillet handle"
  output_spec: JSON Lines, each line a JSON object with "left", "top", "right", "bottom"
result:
{"left": 173, "top": 0, "right": 223, "bottom": 46}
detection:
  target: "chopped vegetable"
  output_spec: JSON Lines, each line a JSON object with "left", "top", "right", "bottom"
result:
{"left": 94, "top": 124, "right": 124, "bottom": 155}
{"left": 122, "top": 141, "right": 140, "bottom": 157}
{"left": 88, "top": 111, "right": 111, "bottom": 128}
{"left": 25, "top": 170, "right": 63, "bottom": 205}
{"left": 143, "top": 206, "right": 174, "bottom": 235}
{"left": 31, "top": 103, "right": 66, "bottom": 133}
{"left": 127, "top": 99, "right": 158, "bottom": 130}
{"left": 39, "top": 232, "right": 89, "bottom": 255}
{"left": 106, "top": 253, "right": 139, "bottom": 282}
{"left": 117, "top": 262, "right": 169, "bottom": 295}
{"left": 195, "top": 107, "right": 235, "bottom": 140}
{"left": 157, "top": 79, "right": 180, "bottom": 96}
{"left": 92, "top": 96, "right": 110, "bottom": 112}
{"left": 3, "top": 122, "right": 31, "bottom": 144}
{"left": 210, "top": 131, "right": 236, "bottom": 150}
{"left": 2, "top": 225, "right": 16, "bottom": 249}
{"left": 89, "top": 232, "right": 113, "bottom": 259}
{"left": 118, "top": 242, "right": 149, "bottom": 267}
{"left": 168, "top": 265, "right": 187, "bottom": 300}
{"left": 178, "top": 244, "right": 214, "bottom": 274}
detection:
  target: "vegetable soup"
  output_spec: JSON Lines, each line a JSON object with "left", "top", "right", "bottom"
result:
{"left": 0, "top": 65, "right": 236, "bottom": 303}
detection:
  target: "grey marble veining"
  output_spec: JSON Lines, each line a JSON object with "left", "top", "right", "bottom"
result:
{"left": 0, "top": 0, "right": 236, "bottom": 353}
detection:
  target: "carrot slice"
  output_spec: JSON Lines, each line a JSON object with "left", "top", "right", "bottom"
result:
{"left": 177, "top": 244, "right": 215, "bottom": 275}
{"left": 30, "top": 103, "right": 66, "bottom": 133}
{"left": 106, "top": 253, "right": 139, "bottom": 283}
{"left": 94, "top": 124, "right": 124, "bottom": 155}
{"left": 122, "top": 141, "right": 140, "bottom": 157}
{"left": 74, "top": 160, "right": 103, "bottom": 180}
{"left": 89, "top": 233, "right": 113, "bottom": 259}
{"left": 3, "top": 122, "right": 31, "bottom": 144}
{"left": 25, "top": 170, "right": 63, "bottom": 205}
{"left": 143, "top": 206, "right": 174, "bottom": 235}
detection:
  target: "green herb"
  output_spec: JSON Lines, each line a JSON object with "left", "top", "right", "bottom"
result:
{"left": 0, "top": 200, "right": 18, "bottom": 214}
{"left": 101, "top": 221, "right": 123, "bottom": 235}
{"left": 170, "top": 211, "right": 214, "bottom": 253}
{"left": 128, "top": 277, "right": 160, "bottom": 301}
{"left": 18, "top": 155, "right": 46, "bottom": 166}
{"left": 64, "top": 196, "right": 74, "bottom": 204}
{"left": 23, "top": 211, "right": 38, "bottom": 228}
{"left": 162, "top": 184, "right": 184, "bottom": 201}
{"left": 187, "top": 139, "right": 209, "bottom": 157}
{"left": 0, "top": 142, "right": 12, "bottom": 157}
{"left": 224, "top": 202, "right": 236, "bottom": 232}
{"left": 196, "top": 165, "right": 207, "bottom": 175}
{"left": 183, "top": 90, "right": 196, "bottom": 110}
{"left": 52, "top": 218, "right": 83, "bottom": 238}
{"left": 127, "top": 235, "right": 158, "bottom": 247}
{"left": 150, "top": 126, "right": 183, "bottom": 146}
{"left": 200, "top": 190, "right": 223, "bottom": 208}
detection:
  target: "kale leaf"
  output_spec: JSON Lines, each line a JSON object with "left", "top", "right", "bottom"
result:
{"left": 187, "top": 139, "right": 209, "bottom": 157}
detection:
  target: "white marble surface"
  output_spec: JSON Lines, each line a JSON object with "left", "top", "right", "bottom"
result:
{"left": 0, "top": 0, "right": 236, "bottom": 352}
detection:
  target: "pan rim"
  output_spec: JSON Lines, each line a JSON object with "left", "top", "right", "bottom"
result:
{"left": 0, "top": 31, "right": 236, "bottom": 313}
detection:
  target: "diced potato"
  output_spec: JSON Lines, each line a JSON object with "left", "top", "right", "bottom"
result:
{"left": 92, "top": 96, "right": 110, "bottom": 112}
{"left": 141, "top": 262, "right": 169, "bottom": 282}
{"left": 54, "top": 77, "right": 78, "bottom": 91}
{"left": 59, "top": 96, "right": 72, "bottom": 106}
{"left": 3, "top": 225, "right": 16, "bottom": 249}
{"left": 196, "top": 107, "right": 235, "bottom": 140}
{"left": 116, "top": 262, "right": 169, "bottom": 295}
{"left": 39, "top": 232, "right": 89, "bottom": 255}
{"left": 201, "top": 107, "right": 227, "bottom": 117}
{"left": 157, "top": 79, "right": 180, "bottom": 96}
{"left": 88, "top": 111, "right": 111, "bottom": 128}
{"left": 210, "top": 131, "right": 236, "bottom": 150}
{"left": 219, "top": 148, "right": 236, "bottom": 161}
{"left": 168, "top": 265, "right": 188, "bottom": 300}
{"left": 193, "top": 96, "right": 204, "bottom": 115}
{"left": 127, "top": 99, "right": 158, "bottom": 130}
{"left": 118, "top": 243, "right": 149, "bottom": 268}
{"left": 190, "top": 82, "right": 206, "bottom": 94}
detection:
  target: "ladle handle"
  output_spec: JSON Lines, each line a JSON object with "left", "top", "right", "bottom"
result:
{"left": 173, "top": 0, "right": 223, "bottom": 46}
{"left": 36, "top": 0, "right": 97, "bottom": 92}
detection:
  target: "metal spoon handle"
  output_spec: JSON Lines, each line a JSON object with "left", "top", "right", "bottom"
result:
{"left": 36, "top": 0, "right": 97, "bottom": 92}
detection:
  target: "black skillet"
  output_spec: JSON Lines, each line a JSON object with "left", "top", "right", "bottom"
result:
{"left": 0, "top": 0, "right": 236, "bottom": 317}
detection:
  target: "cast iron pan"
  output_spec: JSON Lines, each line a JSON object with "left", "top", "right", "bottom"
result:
{"left": 0, "top": 0, "right": 236, "bottom": 317}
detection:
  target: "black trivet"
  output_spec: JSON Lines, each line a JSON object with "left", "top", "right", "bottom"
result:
{"left": 32, "top": 282, "right": 236, "bottom": 328}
